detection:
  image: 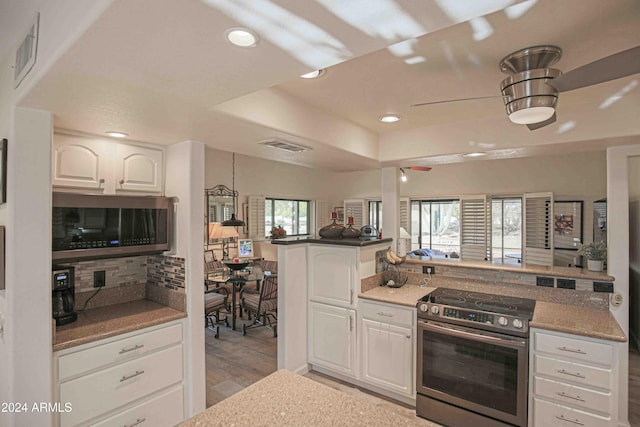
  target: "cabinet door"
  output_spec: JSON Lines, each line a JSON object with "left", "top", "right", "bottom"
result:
{"left": 52, "top": 134, "right": 110, "bottom": 190}
{"left": 308, "top": 302, "right": 357, "bottom": 377}
{"left": 116, "top": 144, "right": 163, "bottom": 193}
{"left": 361, "top": 318, "right": 413, "bottom": 396}
{"left": 308, "top": 246, "right": 357, "bottom": 307}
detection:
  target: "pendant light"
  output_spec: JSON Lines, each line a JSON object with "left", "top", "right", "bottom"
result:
{"left": 221, "top": 152, "right": 245, "bottom": 227}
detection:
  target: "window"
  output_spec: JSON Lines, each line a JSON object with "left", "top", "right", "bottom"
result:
{"left": 265, "top": 198, "right": 309, "bottom": 237}
{"left": 491, "top": 198, "right": 522, "bottom": 262}
{"left": 410, "top": 200, "right": 460, "bottom": 255}
{"left": 369, "top": 200, "right": 382, "bottom": 230}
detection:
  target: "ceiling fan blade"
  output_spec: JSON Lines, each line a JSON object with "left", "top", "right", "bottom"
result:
{"left": 526, "top": 113, "right": 556, "bottom": 130}
{"left": 407, "top": 166, "right": 432, "bottom": 172}
{"left": 411, "top": 95, "right": 507, "bottom": 107}
{"left": 550, "top": 46, "right": 640, "bottom": 92}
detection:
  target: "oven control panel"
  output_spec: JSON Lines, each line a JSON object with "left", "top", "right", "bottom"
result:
{"left": 443, "top": 307, "right": 494, "bottom": 324}
{"left": 419, "top": 303, "right": 529, "bottom": 335}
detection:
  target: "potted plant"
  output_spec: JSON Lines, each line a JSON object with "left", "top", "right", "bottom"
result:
{"left": 270, "top": 225, "right": 287, "bottom": 239}
{"left": 577, "top": 240, "right": 607, "bottom": 272}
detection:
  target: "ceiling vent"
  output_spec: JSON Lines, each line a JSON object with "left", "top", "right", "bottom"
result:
{"left": 14, "top": 13, "right": 39, "bottom": 89}
{"left": 258, "top": 139, "right": 311, "bottom": 153}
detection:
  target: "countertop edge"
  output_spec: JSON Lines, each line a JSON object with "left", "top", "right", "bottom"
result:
{"left": 271, "top": 237, "right": 392, "bottom": 246}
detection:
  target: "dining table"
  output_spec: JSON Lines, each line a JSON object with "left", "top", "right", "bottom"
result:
{"left": 206, "top": 265, "right": 265, "bottom": 331}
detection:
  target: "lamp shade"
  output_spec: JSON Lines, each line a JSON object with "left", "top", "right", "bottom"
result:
{"left": 209, "top": 223, "right": 239, "bottom": 240}
{"left": 221, "top": 213, "right": 245, "bottom": 227}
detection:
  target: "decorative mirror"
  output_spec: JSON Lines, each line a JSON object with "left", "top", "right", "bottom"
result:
{"left": 205, "top": 185, "right": 236, "bottom": 244}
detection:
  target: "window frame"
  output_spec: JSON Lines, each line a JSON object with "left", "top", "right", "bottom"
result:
{"left": 491, "top": 196, "right": 523, "bottom": 263}
{"left": 411, "top": 198, "right": 461, "bottom": 254}
{"left": 265, "top": 197, "right": 310, "bottom": 238}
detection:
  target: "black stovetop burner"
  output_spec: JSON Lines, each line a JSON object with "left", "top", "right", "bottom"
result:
{"left": 421, "top": 288, "right": 536, "bottom": 320}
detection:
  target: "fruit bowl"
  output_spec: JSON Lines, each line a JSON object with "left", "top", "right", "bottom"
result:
{"left": 223, "top": 260, "right": 250, "bottom": 271}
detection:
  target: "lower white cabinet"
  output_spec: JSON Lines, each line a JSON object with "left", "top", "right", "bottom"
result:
{"left": 308, "top": 301, "right": 357, "bottom": 378}
{"left": 359, "top": 299, "right": 415, "bottom": 398}
{"left": 529, "top": 328, "right": 618, "bottom": 427}
{"left": 55, "top": 321, "right": 184, "bottom": 426}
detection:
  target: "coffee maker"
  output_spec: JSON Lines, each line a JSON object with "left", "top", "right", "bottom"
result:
{"left": 52, "top": 265, "right": 77, "bottom": 326}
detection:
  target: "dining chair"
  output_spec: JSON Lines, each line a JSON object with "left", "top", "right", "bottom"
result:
{"left": 241, "top": 274, "right": 278, "bottom": 337}
{"left": 204, "top": 283, "right": 229, "bottom": 339}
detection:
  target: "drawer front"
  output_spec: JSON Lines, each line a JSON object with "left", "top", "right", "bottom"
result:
{"left": 533, "top": 397, "right": 613, "bottom": 427}
{"left": 91, "top": 385, "right": 184, "bottom": 427}
{"left": 535, "top": 355, "right": 612, "bottom": 390}
{"left": 534, "top": 331, "right": 613, "bottom": 366}
{"left": 59, "top": 323, "right": 182, "bottom": 381}
{"left": 60, "top": 345, "right": 183, "bottom": 426}
{"left": 359, "top": 301, "right": 414, "bottom": 327}
{"left": 533, "top": 376, "right": 612, "bottom": 414}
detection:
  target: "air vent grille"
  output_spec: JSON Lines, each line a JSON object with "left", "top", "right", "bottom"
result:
{"left": 14, "top": 13, "right": 39, "bottom": 88}
{"left": 258, "top": 139, "right": 310, "bottom": 153}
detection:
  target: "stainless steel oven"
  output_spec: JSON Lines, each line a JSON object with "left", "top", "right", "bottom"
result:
{"left": 416, "top": 288, "right": 535, "bottom": 427}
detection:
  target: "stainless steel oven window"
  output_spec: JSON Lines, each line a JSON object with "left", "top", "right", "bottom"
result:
{"left": 417, "top": 320, "right": 528, "bottom": 426}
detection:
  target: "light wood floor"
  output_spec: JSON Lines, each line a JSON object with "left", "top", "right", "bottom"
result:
{"left": 205, "top": 323, "right": 640, "bottom": 425}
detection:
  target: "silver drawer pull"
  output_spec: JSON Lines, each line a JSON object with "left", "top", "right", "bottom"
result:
{"left": 556, "top": 369, "right": 585, "bottom": 379}
{"left": 124, "top": 418, "right": 146, "bottom": 427}
{"left": 120, "top": 370, "right": 145, "bottom": 383}
{"left": 558, "top": 346, "right": 586, "bottom": 355}
{"left": 377, "top": 312, "right": 393, "bottom": 317}
{"left": 556, "top": 391, "right": 585, "bottom": 402}
{"left": 119, "top": 344, "right": 145, "bottom": 354}
{"left": 555, "top": 414, "right": 584, "bottom": 425}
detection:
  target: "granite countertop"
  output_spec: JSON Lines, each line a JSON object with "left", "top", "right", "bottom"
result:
{"left": 180, "top": 369, "right": 433, "bottom": 427}
{"left": 404, "top": 257, "right": 615, "bottom": 281}
{"left": 531, "top": 301, "right": 626, "bottom": 342}
{"left": 359, "top": 285, "right": 434, "bottom": 307}
{"left": 359, "top": 281, "right": 626, "bottom": 342}
{"left": 54, "top": 300, "right": 186, "bottom": 351}
{"left": 271, "top": 237, "right": 392, "bottom": 247}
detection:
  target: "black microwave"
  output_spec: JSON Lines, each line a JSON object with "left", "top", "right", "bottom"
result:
{"left": 52, "top": 192, "right": 173, "bottom": 261}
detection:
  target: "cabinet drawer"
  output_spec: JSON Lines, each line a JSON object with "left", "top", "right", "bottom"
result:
{"left": 534, "top": 354, "right": 612, "bottom": 390}
{"left": 533, "top": 376, "right": 612, "bottom": 414}
{"left": 91, "top": 385, "right": 183, "bottom": 427}
{"left": 532, "top": 397, "right": 612, "bottom": 427}
{"left": 59, "top": 323, "right": 182, "bottom": 381}
{"left": 60, "top": 345, "right": 183, "bottom": 426}
{"left": 360, "top": 300, "right": 414, "bottom": 327}
{"left": 534, "top": 331, "right": 613, "bottom": 366}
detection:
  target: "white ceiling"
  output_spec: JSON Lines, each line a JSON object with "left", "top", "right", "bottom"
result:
{"left": 17, "top": 0, "right": 640, "bottom": 172}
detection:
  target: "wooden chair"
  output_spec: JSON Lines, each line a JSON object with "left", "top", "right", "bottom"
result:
{"left": 241, "top": 274, "right": 278, "bottom": 337}
{"left": 204, "top": 283, "right": 229, "bottom": 339}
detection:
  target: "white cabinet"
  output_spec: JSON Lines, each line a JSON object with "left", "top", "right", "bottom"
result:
{"left": 308, "top": 245, "right": 357, "bottom": 308}
{"left": 53, "top": 133, "right": 164, "bottom": 194}
{"left": 359, "top": 300, "right": 415, "bottom": 398}
{"left": 529, "top": 328, "right": 618, "bottom": 427}
{"left": 308, "top": 301, "right": 357, "bottom": 378}
{"left": 55, "top": 321, "right": 184, "bottom": 426}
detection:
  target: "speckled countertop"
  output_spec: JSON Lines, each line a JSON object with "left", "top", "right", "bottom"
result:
{"left": 359, "top": 283, "right": 626, "bottom": 342}
{"left": 54, "top": 300, "right": 186, "bottom": 351}
{"left": 180, "top": 369, "right": 433, "bottom": 427}
{"left": 531, "top": 301, "right": 626, "bottom": 342}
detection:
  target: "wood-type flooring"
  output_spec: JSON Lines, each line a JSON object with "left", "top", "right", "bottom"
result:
{"left": 205, "top": 322, "right": 640, "bottom": 425}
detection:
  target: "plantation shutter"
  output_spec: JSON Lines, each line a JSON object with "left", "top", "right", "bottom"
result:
{"left": 399, "top": 197, "right": 410, "bottom": 233}
{"left": 315, "top": 200, "right": 330, "bottom": 233}
{"left": 460, "top": 195, "right": 489, "bottom": 261}
{"left": 344, "top": 199, "right": 366, "bottom": 228}
{"left": 523, "top": 192, "right": 553, "bottom": 266}
{"left": 248, "top": 195, "right": 266, "bottom": 240}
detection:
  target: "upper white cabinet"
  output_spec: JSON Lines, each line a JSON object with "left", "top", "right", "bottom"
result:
{"left": 53, "top": 133, "right": 164, "bottom": 194}
{"left": 308, "top": 245, "right": 358, "bottom": 308}
{"left": 116, "top": 143, "right": 163, "bottom": 193}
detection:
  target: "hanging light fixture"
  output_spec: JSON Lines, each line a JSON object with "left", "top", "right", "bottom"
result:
{"left": 221, "top": 153, "right": 246, "bottom": 227}
{"left": 400, "top": 168, "right": 408, "bottom": 182}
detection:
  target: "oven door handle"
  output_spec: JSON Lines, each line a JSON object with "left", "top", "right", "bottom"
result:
{"left": 419, "top": 320, "right": 528, "bottom": 348}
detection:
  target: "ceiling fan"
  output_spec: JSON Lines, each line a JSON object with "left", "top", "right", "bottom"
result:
{"left": 399, "top": 166, "right": 431, "bottom": 182}
{"left": 412, "top": 45, "right": 640, "bottom": 130}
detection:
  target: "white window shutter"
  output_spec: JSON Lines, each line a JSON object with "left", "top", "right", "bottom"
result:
{"left": 248, "top": 195, "right": 266, "bottom": 240}
{"left": 315, "top": 200, "right": 329, "bottom": 233}
{"left": 344, "top": 199, "right": 365, "bottom": 228}
{"left": 523, "top": 192, "right": 553, "bottom": 266}
{"left": 460, "top": 195, "right": 489, "bottom": 261}
{"left": 399, "top": 197, "right": 410, "bottom": 233}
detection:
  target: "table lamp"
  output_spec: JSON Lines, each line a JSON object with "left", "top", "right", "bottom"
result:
{"left": 208, "top": 222, "right": 239, "bottom": 259}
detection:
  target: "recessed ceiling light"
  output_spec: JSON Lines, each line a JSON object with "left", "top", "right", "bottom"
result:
{"left": 225, "top": 27, "right": 259, "bottom": 47}
{"left": 379, "top": 114, "right": 401, "bottom": 123}
{"left": 300, "top": 69, "right": 324, "bottom": 79}
{"left": 463, "top": 152, "right": 487, "bottom": 158}
{"left": 105, "top": 131, "right": 128, "bottom": 138}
